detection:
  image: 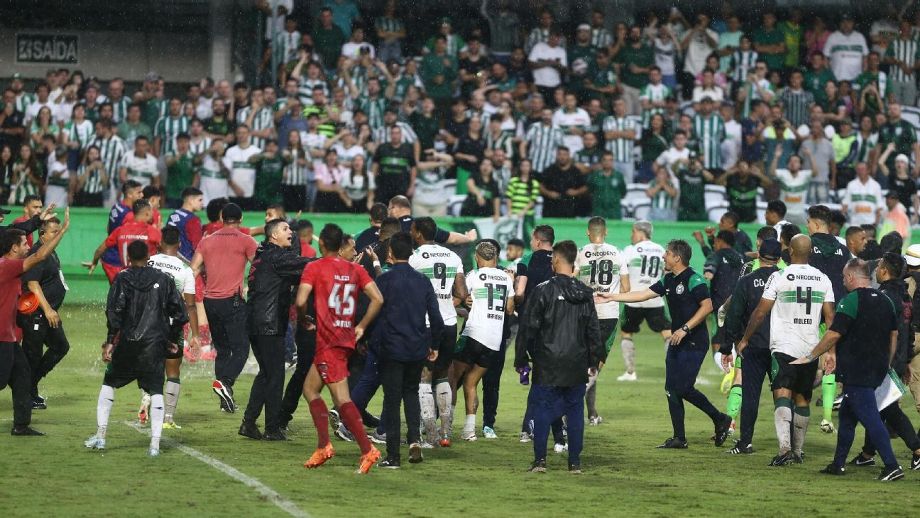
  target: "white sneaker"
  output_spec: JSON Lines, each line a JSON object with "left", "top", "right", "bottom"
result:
{"left": 553, "top": 442, "right": 568, "bottom": 453}
{"left": 148, "top": 447, "right": 160, "bottom": 457}
{"left": 617, "top": 372, "right": 637, "bottom": 382}
{"left": 482, "top": 426, "right": 498, "bottom": 439}
{"left": 519, "top": 432, "right": 532, "bottom": 443}
{"left": 820, "top": 419, "right": 836, "bottom": 434}
{"left": 84, "top": 435, "right": 105, "bottom": 450}
{"left": 589, "top": 416, "right": 603, "bottom": 426}
{"left": 419, "top": 441, "right": 435, "bottom": 449}
{"left": 461, "top": 429, "right": 477, "bottom": 441}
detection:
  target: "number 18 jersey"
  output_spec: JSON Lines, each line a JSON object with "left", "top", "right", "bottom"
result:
{"left": 761, "top": 264, "right": 835, "bottom": 358}
{"left": 462, "top": 267, "right": 513, "bottom": 351}
{"left": 622, "top": 240, "right": 665, "bottom": 309}
{"left": 575, "top": 242, "right": 628, "bottom": 319}
{"left": 409, "top": 243, "right": 464, "bottom": 325}
{"left": 300, "top": 256, "right": 372, "bottom": 350}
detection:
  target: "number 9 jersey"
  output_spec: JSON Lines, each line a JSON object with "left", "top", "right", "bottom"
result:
{"left": 300, "top": 256, "right": 373, "bottom": 350}
{"left": 409, "top": 243, "right": 464, "bottom": 326}
{"left": 461, "top": 267, "right": 513, "bottom": 351}
{"left": 622, "top": 240, "right": 666, "bottom": 309}
{"left": 575, "top": 242, "right": 629, "bottom": 319}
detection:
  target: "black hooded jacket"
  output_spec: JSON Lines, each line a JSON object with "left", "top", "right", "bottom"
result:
{"left": 515, "top": 275, "right": 603, "bottom": 387}
{"left": 246, "top": 241, "right": 312, "bottom": 336}
{"left": 106, "top": 266, "right": 189, "bottom": 368}
{"left": 809, "top": 232, "right": 851, "bottom": 302}
{"left": 878, "top": 278, "right": 912, "bottom": 376}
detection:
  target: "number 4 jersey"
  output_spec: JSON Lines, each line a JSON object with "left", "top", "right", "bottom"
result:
{"left": 462, "top": 267, "right": 513, "bottom": 351}
{"left": 409, "top": 243, "right": 464, "bottom": 326}
{"left": 575, "top": 242, "right": 628, "bottom": 319}
{"left": 622, "top": 240, "right": 666, "bottom": 309}
{"left": 300, "top": 256, "right": 372, "bottom": 350}
{"left": 761, "top": 264, "right": 835, "bottom": 358}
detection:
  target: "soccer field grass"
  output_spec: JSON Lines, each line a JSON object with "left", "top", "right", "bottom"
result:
{"left": 0, "top": 304, "right": 916, "bottom": 517}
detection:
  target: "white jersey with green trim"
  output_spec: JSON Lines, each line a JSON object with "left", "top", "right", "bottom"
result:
{"left": 148, "top": 253, "right": 195, "bottom": 296}
{"left": 409, "top": 243, "right": 464, "bottom": 326}
{"left": 761, "top": 264, "right": 834, "bottom": 358}
{"left": 575, "top": 242, "right": 629, "bottom": 319}
{"left": 622, "top": 240, "right": 665, "bottom": 309}
{"left": 461, "top": 267, "right": 513, "bottom": 351}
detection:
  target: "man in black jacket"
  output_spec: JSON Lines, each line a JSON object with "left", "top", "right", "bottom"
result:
{"left": 85, "top": 240, "right": 188, "bottom": 457}
{"left": 516, "top": 240, "right": 602, "bottom": 474}
{"left": 794, "top": 258, "right": 904, "bottom": 481}
{"left": 240, "top": 219, "right": 312, "bottom": 441}
{"left": 807, "top": 205, "right": 852, "bottom": 301}
{"left": 373, "top": 232, "right": 444, "bottom": 468}
{"left": 724, "top": 239, "right": 782, "bottom": 454}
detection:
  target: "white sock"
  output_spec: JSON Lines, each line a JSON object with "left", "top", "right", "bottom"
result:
{"left": 774, "top": 406, "right": 793, "bottom": 453}
{"left": 419, "top": 382, "right": 436, "bottom": 437}
{"left": 621, "top": 339, "right": 636, "bottom": 374}
{"left": 792, "top": 410, "right": 810, "bottom": 455}
{"left": 150, "top": 394, "right": 164, "bottom": 450}
{"left": 164, "top": 379, "right": 181, "bottom": 422}
{"left": 97, "top": 385, "right": 115, "bottom": 438}
{"left": 464, "top": 413, "right": 476, "bottom": 433}
{"left": 435, "top": 380, "right": 452, "bottom": 435}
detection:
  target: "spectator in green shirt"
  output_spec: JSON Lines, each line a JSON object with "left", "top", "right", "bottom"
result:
{"left": 753, "top": 12, "right": 786, "bottom": 72}
{"left": 780, "top": 8, "right": 804, "bottom": 70}
{"left": 164, "top": 133, "right": 197, "bottom": 208}
{"left": 249, "top": 139, "right": 284, "bottom": 210}
{"left": 420, "top": 35, "right": 458, "bottom": 117}
{"left": 312, "top": 7, "right": 347, "bottom": 72}
{"left": 588, "top": 152, "right": 627, "bottom": 219}
{"left": 615, "top": 25, "right": 654, "bottom": 116}
{"left": 804, "top": 53, "right": 836, "bottom": 106}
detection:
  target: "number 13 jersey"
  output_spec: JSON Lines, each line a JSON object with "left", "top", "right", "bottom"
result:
{"left": 409, "top": 243, "right": 464, "bottom": 326}
{"left": 622, "top": 240, "right": 666, "bottom": 309}
{"left": 300, "top": 256, "right": 373, "bottom": 350}
{"left": 462, "top": 267, "right": 513, "bottom": 351}
{"left": 761, "top": 263, "right": 834, "bottom": 358}
{"left": 575, "top": 242, "right": 629, "bottom": 319}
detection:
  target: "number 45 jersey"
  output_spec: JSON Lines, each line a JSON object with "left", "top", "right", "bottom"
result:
{"left": 300, "top": 256, "right": 373, "bottom": 350}
{"left": 462, "top": 267, "right": 513, "bottom": 351}
{"left": 761, "top": 263, "right": 835, "bottom": 358}
{"left": 409, "top": 243, "right": 464, "bottom": 326}
{"left": 621, "top": 240, "right": 666, "bottom": 310}
{"left": 575, "top": 242, "right": 629, "bottom": 319}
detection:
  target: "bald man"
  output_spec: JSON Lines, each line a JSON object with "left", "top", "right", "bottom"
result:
{"left": 737, "top": 234, "right": 836, "bottom": 466}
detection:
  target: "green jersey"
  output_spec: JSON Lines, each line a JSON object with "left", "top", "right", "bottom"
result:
{"left": 676, "top": 167, "right": 707, "bottom": 221}
{"left": 587, "top": 170, "right": 626, "bottom": 219}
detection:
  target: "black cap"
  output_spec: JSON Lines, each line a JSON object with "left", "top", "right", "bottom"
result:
{"left": 0, "top": 207, "right": 11, "bottom": 215}
{"left": 759, "top": 239, "right": 782, "bottom": 261}
{"left": 221, "top": 202, "right": 243, "bottom": 222}
{"left": 840, "top": 13, "right": 853, "bottom": 21}
{"left": 886, "top": 190, "right": 900, "bottom": 199}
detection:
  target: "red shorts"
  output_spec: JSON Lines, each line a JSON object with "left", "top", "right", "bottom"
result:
{"left": 102, "top": 262, "right": 124, "bottom": 284}
{"left": 313, "top": 346, "right": 352, "bottom": 384}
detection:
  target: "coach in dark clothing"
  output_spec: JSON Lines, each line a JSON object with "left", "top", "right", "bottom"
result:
{"left": 726, "top": 239, "right": 782, "bottom": 454}
{"left": 703, "top": 231, "right": 743, "bottom": 311}
{"left": 240, "top": 219, "right": 312, "bottom": 441}
{"left": 796, "top": 258, "right": 904, "bottom": 480}
{"left": 374, "top": 232, "right": 444, "bottom": 467}
{"left": 807, "top": 205, "right": 852, "bottom": 301}
{"left": 354, "top": 203, "right": 389, "bottom": 253}
{"left": 21, "top": 217, "right": 70, "bottom": 408}
{"left": 516, "top": 240, "right": 602, "bottom": 473}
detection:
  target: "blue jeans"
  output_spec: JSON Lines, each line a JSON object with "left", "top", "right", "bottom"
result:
{"left": 665, "top": 345, "right": 723, "bottom": 440}
{"left": 531, "top": 383, "right": 586, "bottom": 466}
{"left": 834, "top": 384, "right": 899, "bottom": 469}
{"left": 350, "top": 346, "right": 385, "bottom": 433}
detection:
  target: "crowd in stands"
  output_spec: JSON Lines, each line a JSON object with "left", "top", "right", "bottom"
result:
{"left": 2, "top": 1, "right": 920, "bottom": 226}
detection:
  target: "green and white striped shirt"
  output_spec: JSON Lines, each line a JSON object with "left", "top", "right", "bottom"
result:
{"left": 108, "top": 96, "right": 131, "bottom": 124}
{"left": 778, "top": 88, "right": 814, "bottom": 128}
{"left": 274, "top": 30, "right": 301, "bottom": 64}
{"left": 357, "top": 95, "right": 387, "bottom": 130}
{"left": 651, "top": 181, "right": 675, "bottom": 209}
{"left": 236, "top": 106, "right": 274, "bottom": 149}
{"left": 591, "top": 28, "right": 613, "bottom": 49}
{"left": 374, "top": 122, "right": 417, "bottom": 145}
{"left": 525, "top": 123, "right": 564, "bottom": 174}
{"left": 639, "top": 83, "right": 670, "bottom": 127}
{"left": 154, "top": 115, "right": 190, "bottom": 155}
{"left": 189, "top": 136, "right": 212, "bottom": 157}
{"left": 93, "top": 135, "right": 126, "bottom": 185}
{"left": 886, "top": 37, "right": 920, "bottom": 83}
{"left": 526, "top": 28, "right": 550, "bottom": 53}
{"left": 297, "top": 77, "right": 329, "bottom": 106}
{"left": 14, "top": 92, "right": 35, "bottom": 114}
{"left": 78, "top": 162, "right": 107, "bottom": 194}
{"left": 485, "top": 130, "right": 513, "bottom": 160}
{"left": 282, "top": 149, "right": 307, "bottom": 185}
{"left": 602, "top": 115, "right": 637, "bottom": 162}
{"left": 691, "top": 114, "right": 725, "bottom": 170}
{"left": 64, "top": 119, "right": 95, "bottom": 151}
{"left": 375, "top": 16, "right": 404, "bottom": 38}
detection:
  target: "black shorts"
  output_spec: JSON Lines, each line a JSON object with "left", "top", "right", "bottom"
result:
{"left": 621, "top": 306, "right": 671, "bottom": 334}
{"left": 599, "top": 318, "right": 619, "bottom": 357}
{"left": 770, "top": 352, "right": 818, "bottom": 399}
{"left": 103, "top": 362, "right": 165, "bottom": 395}
{"left": 454, "top": 335, "right": 494, "bottom": 369}
{"left": 427, "top": 324, "right": 457, "bottom": 372}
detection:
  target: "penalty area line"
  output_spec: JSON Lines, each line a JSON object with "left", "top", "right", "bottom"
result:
{"left": 124, "top": 421, "right": 310, "bottom": 518}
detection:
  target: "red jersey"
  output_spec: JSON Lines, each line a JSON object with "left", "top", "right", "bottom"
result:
{"left": 300, "top": 257, "right": 372, "bottom": 350}
{"left": 0, "top": 258, "right": 23, "bottom": 342}
{"left": 300, "top": 241, "right": 317, "bottom": 258}
{"left": 103, "top": 221, "right": 162, "bottom": 267}
{"left": 124, "top": 208, "right": 162, "bottom": 228}
{"left": 12, "top": 216, "right": 33, "bottom": 247}
{"left": 197, "top": 226, "right": 257, "bottom": 299}
{"left": 203, "top": 221, "right": 251, "bottom": 238}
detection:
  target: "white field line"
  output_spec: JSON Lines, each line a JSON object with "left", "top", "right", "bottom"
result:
{"left": 124, "top": 421, "right": 310, "bottom": 518}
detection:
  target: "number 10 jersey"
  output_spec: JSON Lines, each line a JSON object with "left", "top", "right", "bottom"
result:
{"left": 622, "top": 240, "right": 666, "bottom": 309}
